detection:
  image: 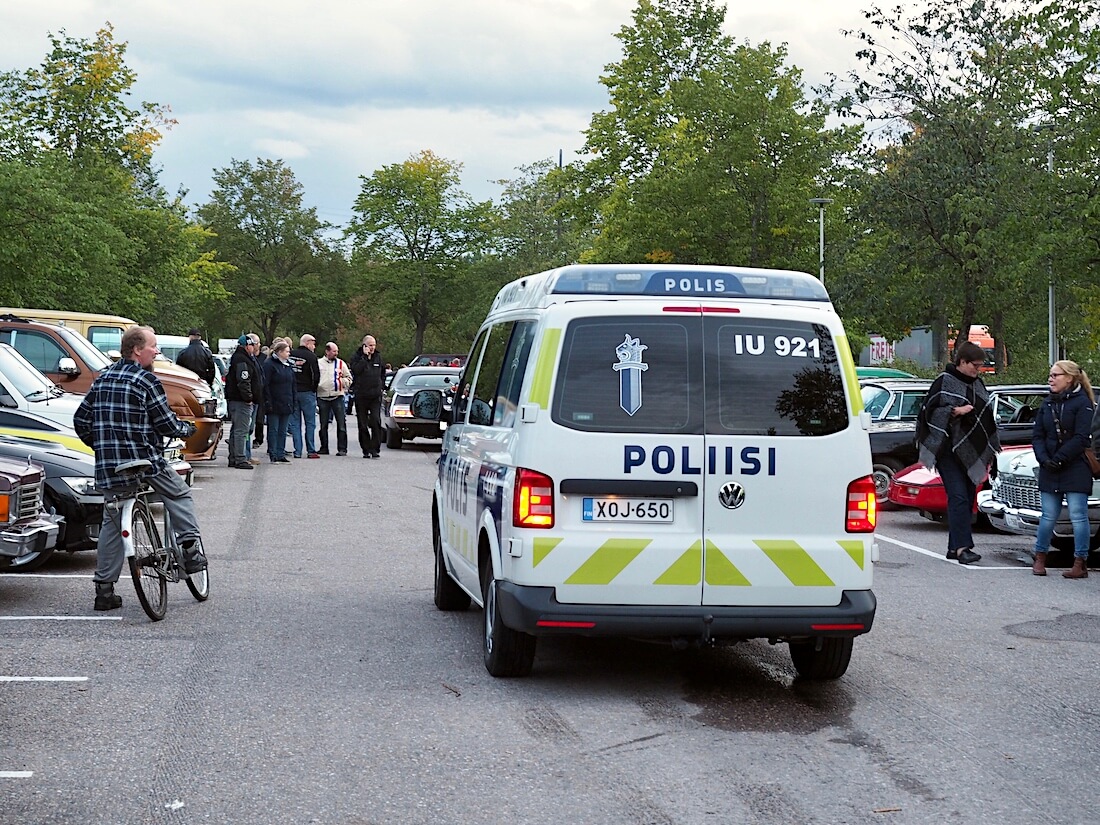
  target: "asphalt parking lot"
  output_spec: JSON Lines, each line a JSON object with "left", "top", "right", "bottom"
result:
{"left": 2, "top": 435, "right": 1098, "bottom": 824}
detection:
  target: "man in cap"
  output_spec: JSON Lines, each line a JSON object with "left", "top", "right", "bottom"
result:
{"left": 175, "top": 327, "right": 216, "bottom": 385}
{"left": 224, "top": 334, "right": 260, "bottom": 470}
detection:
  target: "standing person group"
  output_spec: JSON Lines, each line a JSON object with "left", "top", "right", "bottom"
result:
{"left": 916, "top": 341, "right": 1002, "bottom": 565}
{"left": 1031, "top": 360, "right": 1096, "bottom": 578}
{"left": 351, "top": 334, "right": 386, "bottom": 458}
{"left": 317, "top": 341, "right": 352, "bottom": 456}
{"left": 289, "top": 334, "right": 321, "bottom": 459}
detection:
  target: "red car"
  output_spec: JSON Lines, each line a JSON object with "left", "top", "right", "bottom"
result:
{"left": 887, "top": 445, "right": 1031, "bottom": 521}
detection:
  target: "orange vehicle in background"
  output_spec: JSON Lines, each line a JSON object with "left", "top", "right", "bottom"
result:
{"left": 0, "top": 313, "right": 222, "bottom": 461}
{"left": 947, "top": 325, "right": 1002, "bottom": 374}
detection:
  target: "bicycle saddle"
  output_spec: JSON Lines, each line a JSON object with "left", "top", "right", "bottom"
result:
{"left": 113, "top": 459, "right": 153, "bottom": 478}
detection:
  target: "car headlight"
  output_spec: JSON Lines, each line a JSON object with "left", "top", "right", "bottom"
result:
{"left": 60, "top": 476, "right": 98, "bottom": 495}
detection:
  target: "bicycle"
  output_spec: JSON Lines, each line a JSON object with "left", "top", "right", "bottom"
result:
{"left": 107, "top": 459, "right": 210, "bottom": 621}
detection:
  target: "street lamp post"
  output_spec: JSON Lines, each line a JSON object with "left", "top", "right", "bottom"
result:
{"left": 809, "top": 198, "right": 834, "bottom": 285}
{"left": 1031, "top": 122, "right": 1057, "bottom": 364}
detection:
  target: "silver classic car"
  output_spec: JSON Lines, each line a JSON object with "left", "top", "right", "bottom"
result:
{"left": 978, "top": 447, "right": 1100, "bottom": 552}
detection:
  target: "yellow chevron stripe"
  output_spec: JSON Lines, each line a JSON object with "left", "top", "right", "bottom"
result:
{"left": 653, "top": 540, "right": 702, "bottom": 585}
{"left": 756, "top": 539, "right": 835, "bottom": 586}
{"left": 703, "top": 540, "right": 752, "bottom": 586}
{"left": 565, "top": 538, "right": 650, "bottom": 585}
{"left": 532, "top": 537, "right": 563, "bottom": 567}
{"left": 838, "top": 540, "right": 865, "bottom": 570}
{"left": 836, "top": 333, "right": 863, "bottom": 417}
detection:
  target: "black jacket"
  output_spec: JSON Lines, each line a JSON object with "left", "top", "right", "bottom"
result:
{"left": 225, "top": 346, "right": 260, "bottom": 403}
{"left": 262, "top": 356, "right": 296, "bottom": 415}
{"left": 1033, "top": 384, "right": 1096, "bottom": 494}
{"left": 289, "top": 346, "right": 320, "bottom": 393}
{"left": 176, "top": 340, "right": 215, "bottom": 384}
{"left": 351, "top": 349, "right": 386, "bottom": 400}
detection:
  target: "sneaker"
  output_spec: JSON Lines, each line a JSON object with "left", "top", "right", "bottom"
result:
{"left": 293, "top": 453, "right": 303, "bottom": 459}
{"left": 318, "top": 449, "right": 330, "bottom": 455}
{"left": 232, "top": 462, "right": 254, "bottom": 470}
{"left": 248, "top": 458, "right": 262, "bottom": 465}
{"left": 336, "top": 451, "right": 347, "bottom": 456}
{"left": 183, "top": 553, "right": 208, "bottom": 575}
{"left": 956, "top": 548, "right": 981, "bottom": 565}
{"left": 307, "top": 452, "right": 320, "bottom": 459}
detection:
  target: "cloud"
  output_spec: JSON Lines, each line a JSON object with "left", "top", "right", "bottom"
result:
{"left": 5, "top": 0, "right": 877, "bottom": 216}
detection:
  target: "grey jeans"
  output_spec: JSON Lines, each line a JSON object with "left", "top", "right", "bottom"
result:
{"left": 95, "top": 465, "right": 202, "bottom": 584}
{"left": 228, "top": 400, "right": 254, "bottom": 464}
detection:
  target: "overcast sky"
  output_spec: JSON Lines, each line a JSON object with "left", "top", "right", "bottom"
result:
{"left": 5, "top": 1, "right": 879, "bottom": 227}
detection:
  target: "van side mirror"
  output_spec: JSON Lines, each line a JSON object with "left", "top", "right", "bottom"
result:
{"left": 411, "top": 389, "right": 443, "bottom": 421}
{"left": 57, "top": 357, "right": 79, "bottom": 375}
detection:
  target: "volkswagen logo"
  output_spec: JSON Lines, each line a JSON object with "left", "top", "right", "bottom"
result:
{"left": 718, "top": 481, "right": 745, "bottom": 510}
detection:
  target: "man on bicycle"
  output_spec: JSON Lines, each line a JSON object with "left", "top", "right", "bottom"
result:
{"left": 74, "top": 326, "right": 208, "bottom": 611}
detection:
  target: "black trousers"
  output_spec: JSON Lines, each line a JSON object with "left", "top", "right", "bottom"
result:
{"left": 355, "top": 396, "right": 382, "bottom": 456}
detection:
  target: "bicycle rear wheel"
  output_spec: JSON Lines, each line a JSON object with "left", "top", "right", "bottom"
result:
{"left": 185, "top": 556, "right": 210, "bottom": 602}
{"left": 128, "top": 502, "right": 168, "bottom": 621}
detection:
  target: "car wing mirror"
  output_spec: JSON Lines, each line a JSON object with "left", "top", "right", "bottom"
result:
{"left": 57, "top": 357, "right": 79, "bottom": 375}
{"left": 410, "top": 389, "right": 443, "bottom": 421}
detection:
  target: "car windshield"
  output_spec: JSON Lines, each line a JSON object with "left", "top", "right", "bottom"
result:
{"left": 55, "top": 326, "right": 112, "bottom": 369}
{"left": 0, "top": 345, "right": 61, "bottom": 398}
{"left": 398, "top": 373, "right": 459, "bottom": 390}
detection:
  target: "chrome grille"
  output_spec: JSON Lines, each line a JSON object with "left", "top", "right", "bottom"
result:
{"left": 202, "top": 399, "right": 217, "bottom": 417}
{"left": 997, "top": 474, "right": 1041, "bottom": 510}
{"left": 17, "top": 480, "right": 42, "bottom": 519}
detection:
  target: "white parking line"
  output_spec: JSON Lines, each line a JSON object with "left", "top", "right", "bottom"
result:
{"left": 877, "top": 534, "right": 1028, "bottom": 570}
{"left": 0, "top": 616, "right": 123, "bottom": 621}
{"left": 0, "top": 771, "right": 33, "bottom": 778}
{"left": 0, "top": 676, "right": 88, "bottom": 682}
{"left": 0, "top": 573, "right": 90, "bottom": 578}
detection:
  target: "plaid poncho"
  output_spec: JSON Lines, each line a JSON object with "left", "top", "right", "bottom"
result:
{"left": 916, "top": 366, "right": 1001, "bottom": 484}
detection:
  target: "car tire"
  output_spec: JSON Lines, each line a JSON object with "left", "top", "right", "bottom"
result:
{"left": 386, "top": 427, "right": 402, "bottom": 449}
{"left": 872, "top": 460, "right": 903, "bottom": 505}
{"left": 789, "top": 637, "right": 853, "bottom": 680}
{"left": 481, "top": 562, "right": 536, "bottom": 678}
{"left": 434, "top": 529, "right": 470, "bottom": 611}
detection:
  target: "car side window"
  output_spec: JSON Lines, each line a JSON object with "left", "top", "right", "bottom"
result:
{"left": 468, "top": 323, "right": 512, "bottom": 427}
{"left": 492, "top": 322, "right": 535, "bottom": 429}
{"left": 454, "top": 331, "right": 489, "bottom": 424}
{"left": 0, "top": 410, "right": 49, "bottom": 430}
{"left": 88, "top": 326, "right": 122, "bottom": 355}
{"left": 10, "top": 331, "right": 67, "bottom": 373}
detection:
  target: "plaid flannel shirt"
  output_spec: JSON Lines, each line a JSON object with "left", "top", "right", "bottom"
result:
{"left": 73, "top": 360, "right": 194, "bottom": 491}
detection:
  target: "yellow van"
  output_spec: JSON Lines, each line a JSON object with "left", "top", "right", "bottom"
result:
{"left": 0, "top": 308, "right": 136, "bottom": 356}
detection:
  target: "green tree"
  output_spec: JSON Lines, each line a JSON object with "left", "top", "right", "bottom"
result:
{"left": 196, "top": 158, "right": 350, "bottom": 344}
{"left": 840, "top": 0, "right": 1100, "bottom": 370}
{"left": 0, "top": 23, "right": 174, "bottom": 182}
{"left": 576, "top": 0, "right": 859, "bottom": 268}
{"left": 348, "top": 150, "right": 495, "bottom": 356}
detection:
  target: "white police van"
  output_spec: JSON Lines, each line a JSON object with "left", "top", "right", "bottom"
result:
{"left": 412, "top": 264, "right": 878, "bottom": 678}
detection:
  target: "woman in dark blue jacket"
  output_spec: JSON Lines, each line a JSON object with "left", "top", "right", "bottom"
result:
{"left": 261, "top": 341, "right": 296, "bottom": 463}
{"left": 1031, "top": 360, "right": 1096, "bottom": 577}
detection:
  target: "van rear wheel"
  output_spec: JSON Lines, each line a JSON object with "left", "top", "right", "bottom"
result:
{"left": 789, "top": 637, "right": 853, "bottom": 680}
{"left": 481, "top": 563, "right": 535, "bottom": 677}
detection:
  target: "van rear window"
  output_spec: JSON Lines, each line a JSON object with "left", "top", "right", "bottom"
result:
{"left": 551, "top": 316, "right": 848, "bottom": 436}
{"left": 553, "top": 318, "right": 701, "bottom": 433}
{"left": 706, "top": 319, "right": 848, "bottom": 436}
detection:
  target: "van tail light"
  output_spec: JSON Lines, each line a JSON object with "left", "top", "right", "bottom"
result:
{"left": 846, "top": 476, "right": 877, "bottom": 532}
{"left": 514, "top": 468, "right": 554, "bottom": 528}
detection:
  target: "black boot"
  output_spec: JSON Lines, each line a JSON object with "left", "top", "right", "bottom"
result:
{"left": 94, "top": 582, "right": 122, "bottom": 611}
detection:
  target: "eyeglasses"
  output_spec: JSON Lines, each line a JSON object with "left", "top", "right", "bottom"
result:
{"left": 1049, "top": 371, "right": 1066, "bottom": 378}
